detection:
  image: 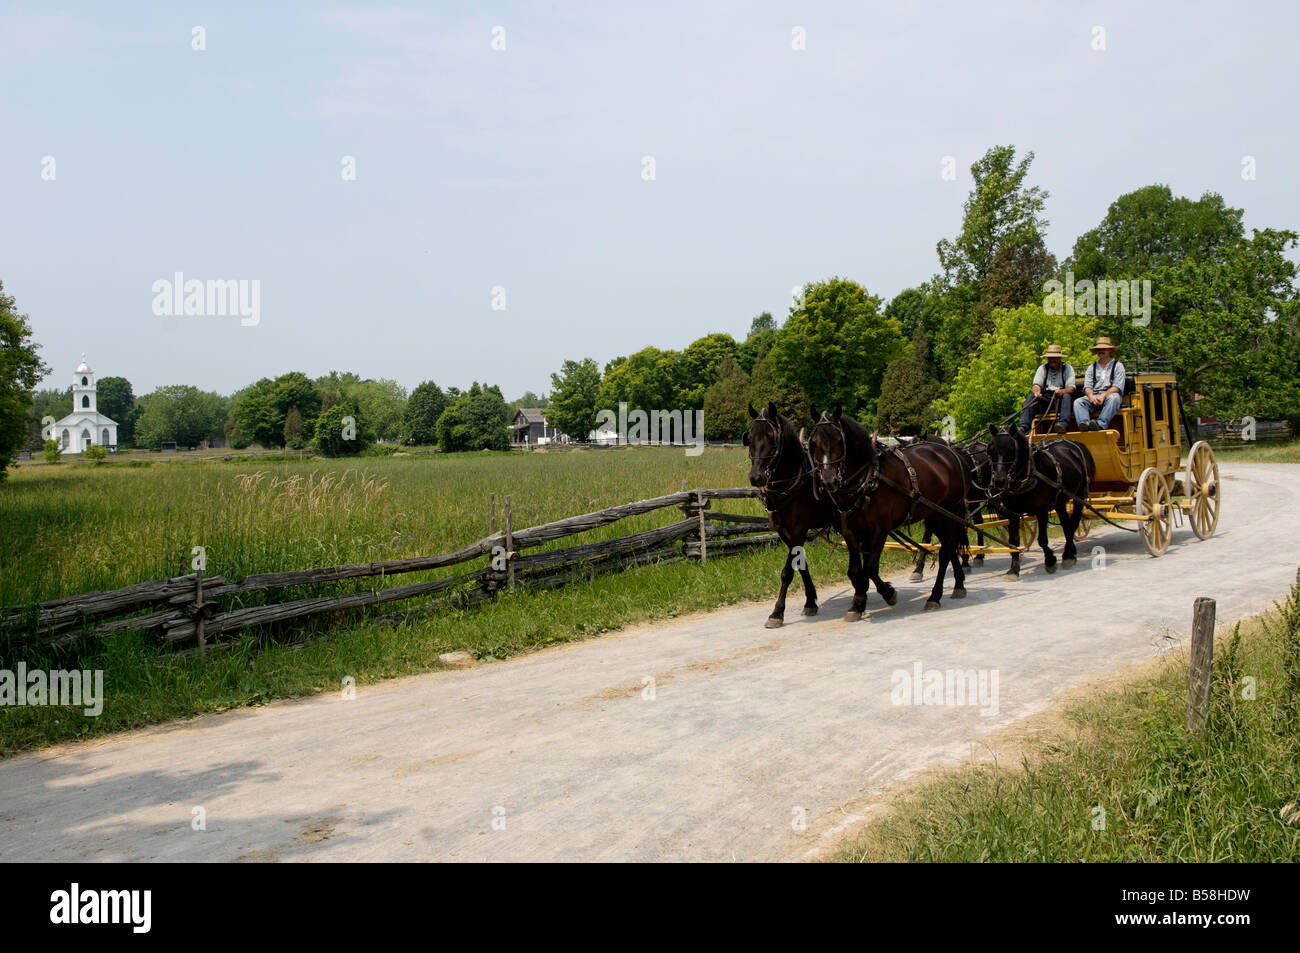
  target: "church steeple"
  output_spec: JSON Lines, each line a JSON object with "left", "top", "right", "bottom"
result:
{"left": 73, "top": 354, "right": 96, "bottom": 412}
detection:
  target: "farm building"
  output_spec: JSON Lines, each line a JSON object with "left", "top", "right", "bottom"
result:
{"left": 511, "top": 408, "right": 567, "bottom": 445}
{"left": 50, "top": 356, "right": 118, "bottom": 454}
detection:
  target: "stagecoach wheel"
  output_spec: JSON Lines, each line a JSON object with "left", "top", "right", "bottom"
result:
{"left": 1136, "top": 467, "right": 1173, "bottom": 557}
{"left": 1184, "top": 440, "right": 1220, "bottom": 540}
{"left": 1075, "top": 514, "right": 1092, "bottom": 540}
{"left": 1019, "top": 515, "right": 1037, "bottom": 548}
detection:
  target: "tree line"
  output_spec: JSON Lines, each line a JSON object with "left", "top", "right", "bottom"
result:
{"left": 3, "top": 143, "right": 1298, "bottom": 479}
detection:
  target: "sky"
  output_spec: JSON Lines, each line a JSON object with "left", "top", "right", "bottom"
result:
{"left": 3, "top": 1, "right": 1297, "bottom": 399}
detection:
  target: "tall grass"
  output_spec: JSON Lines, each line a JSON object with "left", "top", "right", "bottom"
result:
{"left": 0, "top": 447, "right": 900, "bottom": 755}
{"left": 835, "top": 570, "right": 1300, "bottom": 862}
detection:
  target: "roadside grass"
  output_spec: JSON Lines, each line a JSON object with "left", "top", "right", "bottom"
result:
{"left": 834, "top": 569, "right": 1300, "bottom": 862}
{"left": 1214, "top": 438, "right": 1300, "bottom": 464}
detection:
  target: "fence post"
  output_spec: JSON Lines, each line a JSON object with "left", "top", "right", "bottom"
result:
{"left": 194, "top": 562, "right": 206, "bottom": 656}
{"left": 1187, "top": 596, "right": 1216, "bottom": 733}
{"left": 505, "top": 495, "right": 515, "bottom": 592}
{"left": 697, "top": 490, "right": 707, "bottom": 563}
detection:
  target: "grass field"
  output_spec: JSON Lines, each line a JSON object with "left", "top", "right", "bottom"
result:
{"left": 1212, "top": 438, "right": 1300, "bottom": 463}
{"left": 0, "top": 446, "right": 900, "bottom": 755}
{"left": 834, "top": 570, "right": 1300, "bottom": 862}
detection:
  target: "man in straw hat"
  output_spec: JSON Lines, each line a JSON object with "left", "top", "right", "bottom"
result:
{"left": 1073, "top": 336, "right": 1127, "bottom": 431}
{"left": 1018, "top": 343, "right": 1076, "bottom": 434}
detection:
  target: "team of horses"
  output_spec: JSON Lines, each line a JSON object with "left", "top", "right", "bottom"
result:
{"left": 743, "top": 403, "right": 1095, "bottom": 627}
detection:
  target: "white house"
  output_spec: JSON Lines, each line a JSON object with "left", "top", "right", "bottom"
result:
{"left": 51, "top": 356, "right": 118, "bottom": 454}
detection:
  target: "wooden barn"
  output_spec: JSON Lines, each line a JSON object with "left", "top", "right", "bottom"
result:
{"left": 511, "top": 408, "right": 565, "bottom": 445}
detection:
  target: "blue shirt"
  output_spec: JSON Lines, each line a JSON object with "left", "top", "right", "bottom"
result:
{"left": 1085, "top": 359, "right": 1126, "bottom": 395}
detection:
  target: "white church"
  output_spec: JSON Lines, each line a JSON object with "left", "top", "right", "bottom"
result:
{"left": 51, "top": 356, "right": 118, "bottom": 454}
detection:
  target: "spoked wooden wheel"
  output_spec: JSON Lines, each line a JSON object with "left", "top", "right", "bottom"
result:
{"left": 1075, "top": 514, "right": 1093, "bottom": 540}
{"left": 1136, "top": 467, "right": 1173, "bottom": 556}
{"left": 1184, "top": 440, "right": 1220, "bottom": 539}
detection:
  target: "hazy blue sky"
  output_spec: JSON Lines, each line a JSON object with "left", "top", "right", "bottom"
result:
{"left": 3, "top": 1, "right": 1296, "bottom": 397}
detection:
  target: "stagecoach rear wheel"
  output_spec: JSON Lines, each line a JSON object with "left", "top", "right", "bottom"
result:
{"left": 1075, "top": 514, "right": 1092, "bottom": 540}
{"left": 1184, "top": 440, "right": 1220, "bottom": 540}
{"left": 1136, "top": 467, "right": 1173, "bottom": 556}
{"left": 1019, "top": 515, "right": 1037, "bottom": 548}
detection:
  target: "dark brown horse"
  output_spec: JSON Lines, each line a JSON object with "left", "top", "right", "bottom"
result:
{"left": 905, "top": 435, "right": 991, "bottom": 580}
{"left": 984, "top": 426, "right": 1096, "bottom": 577}
{"left": 743, "top": 402, "right": 839, "bottom": 628}
{"left": 809, "top": 408, "right": 970, "bottom": 618}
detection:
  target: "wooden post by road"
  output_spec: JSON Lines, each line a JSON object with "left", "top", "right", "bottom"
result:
{"left": 697, "top": 490, "right": 707, "bottom": 563}
{"left": 194, "top": 562, "right": 206, "bottom": 656}
{"left": 505, "top": 495, "right": 515, "bottom": 592}
{"left": 1188, "top": 596, "right": 1216, "bottom": 733}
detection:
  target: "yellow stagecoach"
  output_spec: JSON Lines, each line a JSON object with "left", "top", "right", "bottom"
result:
{"left": 876, "top": 363, "right": 1220, "bottom": 560}
{"left": 1025, "top": 364, "right": 1220, "bottom": 555}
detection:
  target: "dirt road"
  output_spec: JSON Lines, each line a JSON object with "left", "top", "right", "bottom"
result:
{"left": 2, "top": 463, "right": 1295, "bottom": 862}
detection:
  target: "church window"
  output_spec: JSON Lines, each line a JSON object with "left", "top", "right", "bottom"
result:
{"left": 82, "top": 376, "right": 88, "bottom": 386}
{"left": 62, "top": 429, "right": 70, "bottom": 449}
{"left": 82, "top": 395, "right": 90, "bottom": 408}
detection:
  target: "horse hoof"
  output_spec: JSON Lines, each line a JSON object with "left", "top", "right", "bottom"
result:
{"left": 924, "top": 600, "right": 940, "bottom": 611}
{"left": 764, "top": 617, "right": 784, "bottom": 629}
{"left": 951, "top": 588, "right": 967, "bottom": 599}
{"left": 844, "top": 610, "right": 863, "bottom": 623}
{"left": 802, "top": 605, "right": 818, "bottom": 617}
{"left": 1004, "top": 571, "right": 1020, "bottom": 580}
{"left": 908, "top": 572, "right": 923, "bottom": 583}
{"left": 973, "top": 556, "right": 985, "bottom": 565}
{"left": 1045, "top": 562, "right": 1058, "bottom": 574}
{"left": 885, "top": 590, "right": 898, "bottom": 606}
{"left": 1062, "top": 557, "right": 1076, "bottom": 568}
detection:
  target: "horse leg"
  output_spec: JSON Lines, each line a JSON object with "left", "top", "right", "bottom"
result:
{"left": 844, "top": 544, "right": 869, "bottom": 622}
{"left": 1039, "top": 507, "right": 1057, "bottom": 573}
{"left": 926, "top": 521, "right": 952, "bottom": 610}
{"left": 909, "top": 527, "right": 929, "bottom": 582}
{"left": 949, "top": 521, "right": 967, "bottom": 599}
{"left": 798, "top": 546, "right": 819, "bottom": 616}
{"left": 766, "top": 548, "right": 796, "bottom": 627}
{"left": 972, "top": 512, "right": 985, "bottom": 566}
{"left": 1060, "top": 499, "right": 1079, "bottom": 568}
{"left": 1004, "top": 511, "right": 1022, "bottom": 579}
{"left": 866, "top": 534, "right": 898, "bottom": 607}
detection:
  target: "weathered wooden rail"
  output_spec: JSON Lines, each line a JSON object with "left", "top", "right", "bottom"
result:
{"left": 1, "top": 486, "right": 778, "bottom": 651}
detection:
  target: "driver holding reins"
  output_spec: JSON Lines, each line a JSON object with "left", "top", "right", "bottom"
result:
{"left": 1018, "top": 344, "right": 1076, "bottom": 434}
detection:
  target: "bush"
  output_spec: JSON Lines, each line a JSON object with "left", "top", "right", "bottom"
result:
{"left": 83, "top": 445, "right": 108, "bottom": 464}
{"left": 42, "top": 439, "right": 61, "bottom": 464}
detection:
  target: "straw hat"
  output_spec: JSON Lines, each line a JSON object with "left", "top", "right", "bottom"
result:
{"left": 1040, "top": 344, "right": 1066, "bottom": 360}
{"left": 1089, "top": 336, "right": 1116, "bottom": 353}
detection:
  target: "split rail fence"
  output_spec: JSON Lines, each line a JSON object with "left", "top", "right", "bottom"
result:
{"left": 1, "top": 486, "right": 779, "bottom": 653}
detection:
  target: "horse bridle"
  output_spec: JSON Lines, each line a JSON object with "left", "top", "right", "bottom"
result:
{"left": 750, "top": 415, "right": 811, "bottom": 512}
{"left": 810, "top": 417, "right": 877, "bottom": 515}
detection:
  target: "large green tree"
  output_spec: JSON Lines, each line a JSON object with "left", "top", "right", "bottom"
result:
{"left": 134, "top": 386, "right": 229, "bottom": 448}
{"left": 702, "top": 355, "right": 750, "bottom": 440}
{"left": 597, "top": 347, "right": 681, "bottom": 412}
{"left": 436, "top": 383, "right": 510, "bottom": 452}
{"left": 96, "top": 375, "right": 137, "bottom": 446}
{"left": 547, "top": 358, "right": 602, "bottom": 441}
{"left": 937, "top": 145, "right": 1050, "bottom": 286}
{"left": 0, "top": 282, "right": 49, "bottom": 477}
{"left": 766, "top": 277, "right": 904, "bottom": 418}
{"left": 677, "top": 333, "right": 738, "bottom": 408}
{"left": 875, "top": 325, "right": 942, "bottom": 435}
{"left": 402, "top": 380, "right": 448, "bottom": 445}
